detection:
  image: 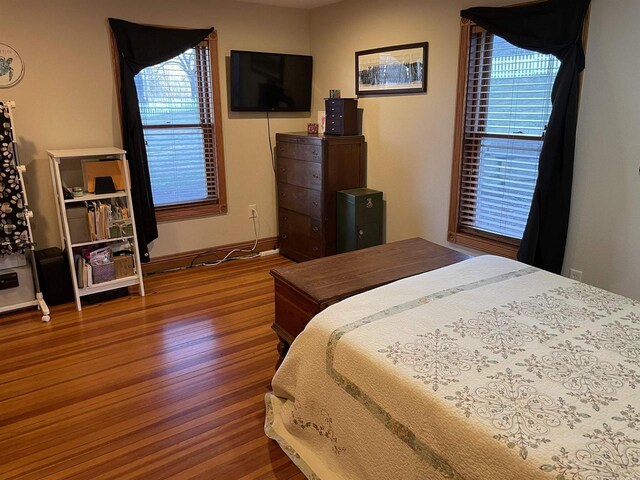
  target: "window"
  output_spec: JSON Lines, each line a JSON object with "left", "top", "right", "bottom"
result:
{"left": 134, "top": 33, "right": 226, "bottom": 221}
{"left": 448, "top": 22, "right": 560, "bottom": 257}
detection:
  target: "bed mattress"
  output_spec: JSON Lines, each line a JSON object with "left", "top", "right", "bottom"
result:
{"left": 266, "top": 255, "right": 640, "bottom": 479}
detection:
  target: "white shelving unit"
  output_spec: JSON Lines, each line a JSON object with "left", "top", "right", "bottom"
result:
{"left": 48, "top": 147, "right": 145, "bottom": 310}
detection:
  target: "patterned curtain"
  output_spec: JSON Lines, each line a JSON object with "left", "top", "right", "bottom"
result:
{"left": 0, "top": 102, "right": 30, "bottom": 255}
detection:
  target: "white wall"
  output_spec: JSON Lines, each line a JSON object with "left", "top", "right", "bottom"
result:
{"left": 2, "top": 0, "right": 312, "bottom": 258}
{"left": 564, "top": 0, "right": 640, "bottom": 300}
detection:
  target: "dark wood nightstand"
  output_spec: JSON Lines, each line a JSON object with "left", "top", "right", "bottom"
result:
{"left": 270, "top": 238, "right": 470, "bottom": 367}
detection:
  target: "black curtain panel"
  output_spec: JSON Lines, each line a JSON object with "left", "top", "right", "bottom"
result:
{"left": 461, "top": 0, "right": 590, "bottom": 274}
{"left": 109, "top": 18, "right": 213, "bottom": 261}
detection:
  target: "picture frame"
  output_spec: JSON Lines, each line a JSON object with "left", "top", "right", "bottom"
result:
{"left": 355, "top": 42, "right": 428, "bottom": 96}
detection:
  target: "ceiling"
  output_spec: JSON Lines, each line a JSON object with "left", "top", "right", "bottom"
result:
{"left": 232, "top": 0, "right": 344, "bottom": 9}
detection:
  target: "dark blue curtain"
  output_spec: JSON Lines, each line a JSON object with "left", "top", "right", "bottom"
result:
{"left": 461, "top": 0, "right": 590, "bottom": 273}
{"left": 109, "top": 19, "right": 213, "bottom": 261}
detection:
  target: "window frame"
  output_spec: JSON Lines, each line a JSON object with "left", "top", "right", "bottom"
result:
{"left": 140, "top": 31, "right": 227, "bottom": 223}
{"left": 448, "top": 19, "right": 549, "bottom": 258}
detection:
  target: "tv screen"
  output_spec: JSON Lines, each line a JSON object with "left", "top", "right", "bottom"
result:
{"left": 230, "top": 50, "right": 312, "bottom": 112}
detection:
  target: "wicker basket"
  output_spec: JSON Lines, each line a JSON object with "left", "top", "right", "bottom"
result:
{"left": 114, "top": 255, "right": 134, "bottom": 279}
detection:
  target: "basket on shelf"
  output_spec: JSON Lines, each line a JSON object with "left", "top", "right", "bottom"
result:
{"left": 92, "top": 262, "right": 115, "bottom": 284}
{"left": 109, "top": 219, "right": 134, "bottom": 239}
{"left": 114, "top": 255, "right": 134, "bottom": 279}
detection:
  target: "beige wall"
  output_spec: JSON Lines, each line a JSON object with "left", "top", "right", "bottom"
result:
{"left": 563, "top": 0, "right": 640, "bottom": 300}
{"left": 2, "top": 0, "right": 312, "bottom": 257}
{"left": 308, "top": 0, "right": 509, "bottom": 246}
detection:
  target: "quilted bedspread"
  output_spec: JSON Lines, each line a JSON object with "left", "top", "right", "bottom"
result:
{"left": 265, "top": 255, "right": 640, "bottom": 480}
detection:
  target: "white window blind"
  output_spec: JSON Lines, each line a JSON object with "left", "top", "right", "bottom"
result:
{"left": 459, "top": 28, "right": 560, "bottom": 241}
{"left": 134, "top": 42, "right": 218, "bottom": 207}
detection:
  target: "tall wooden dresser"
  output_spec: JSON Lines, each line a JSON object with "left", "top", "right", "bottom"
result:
{"left": 276, "top": 132, "right": 365, "bottom": 261}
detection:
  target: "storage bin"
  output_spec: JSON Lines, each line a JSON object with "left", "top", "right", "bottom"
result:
{"left": 337, "top": 188, "right": 383, "bottom": 253}
{"left": 66, "top": 206, "right": 91, "bottom": 244}
{"left": 109, "top": 220, "right": 134, "bottom": 239}
{"left": 92, "top": 262, "right": 115, "bottom": 284}
{"left": 114, "top": 255, "right": 134, "bottom": 279}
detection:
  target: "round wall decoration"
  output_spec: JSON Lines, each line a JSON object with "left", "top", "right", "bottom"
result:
{"left": 0, "top": 44, "right": 25, "bottom": 88}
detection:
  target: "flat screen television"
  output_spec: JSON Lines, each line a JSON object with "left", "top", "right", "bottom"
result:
{"left": 230, "top": 50, "right": 312, "bottom": 112}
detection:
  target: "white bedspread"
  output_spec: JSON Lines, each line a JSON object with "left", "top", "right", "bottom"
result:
{"left": 265, "top": 256, "right": 640, "bottom": 479}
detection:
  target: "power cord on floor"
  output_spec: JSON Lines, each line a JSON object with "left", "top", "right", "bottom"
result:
{"left": 193, "top": 211, "right": 260, "bottom": 268}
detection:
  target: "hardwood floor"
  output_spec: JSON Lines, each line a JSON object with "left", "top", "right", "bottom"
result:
{"left": 0, "top": 255, "right": 305, "bottom": 480}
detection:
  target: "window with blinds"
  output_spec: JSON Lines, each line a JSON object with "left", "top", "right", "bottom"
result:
{"left": 449, "top": 24, "right": 560, "bottom": 255}
{"left": 134, "top": 36, "right": 225, "bottom": 217}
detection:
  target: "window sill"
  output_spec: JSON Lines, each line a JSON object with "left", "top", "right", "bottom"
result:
{"left": 155, "top": 201, "right": 227, "bottom": 223}
{"left": 447, "top": 230, "right": 519, "bottom": 259}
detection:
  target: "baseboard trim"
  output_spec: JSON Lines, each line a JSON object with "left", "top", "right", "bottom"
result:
{"left": 143, "top": 237, "right": 279, "bottom": 274}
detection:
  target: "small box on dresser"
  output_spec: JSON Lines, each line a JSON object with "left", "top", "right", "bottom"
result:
{"left": 324, "top": 98, "right": 358, "bottom": 136}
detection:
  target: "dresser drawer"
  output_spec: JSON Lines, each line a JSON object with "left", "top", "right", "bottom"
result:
{"left": 279, "top": 209, "right": 323, "bottom": 260}
{"left": 277, "top": 142, "right": 322, "bottom": 163}
{"left": 325, "top": 114, "right": 343, "bottom": 135}
{"left": 279, "top": 209, "right": 323, "bottom": 239}
{"left": 277, "top": 157, "right": 322, "bottom": 190}
{"left": 279, "top": 235, "right": 323, "bottom": 260}
{"left": 278, "top": 183, "right": 322, "bottom": 218}
{"left": 326, "top": 100, "right": 343, "bottom": 115}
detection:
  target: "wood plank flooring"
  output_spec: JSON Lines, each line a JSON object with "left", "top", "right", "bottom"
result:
{"left": 0, "top": 254, "right": 304, "bottom": 479}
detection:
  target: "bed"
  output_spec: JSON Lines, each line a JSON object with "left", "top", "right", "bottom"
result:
{"left": 265, "top": 255, "right": 640, "bottom": 479}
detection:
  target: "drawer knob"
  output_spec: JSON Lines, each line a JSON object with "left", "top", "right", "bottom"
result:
{"left": 281, "top": 193, "right": 286, "bottom": 198}
{"left": 312, "top": 226, "right": 319, "bottom": 232}
{"left": 313, "top": 201, "right": 319, "bottom": 207}
{"left": 312, "top": 151, "right": 319, "bottom": 157}
{"left": 366, "top": 198, "right": 374, "bottom": 208}
{"left": 280, "top": 167, "right": 286, "bottom": 172}
{"left": 282, "top": 216, "right": 288, "bottom": 221}
{"left": 282, "top": 234, "right": 288, "bottom": 239}
{"left": 358, "top": 229, "right": 364, "bottom": 236}
{"left": 312, "top": 246, "right": 319, "bottom": 251}
{"left": 312, "top": 174, "right": 319, "bottom": 179}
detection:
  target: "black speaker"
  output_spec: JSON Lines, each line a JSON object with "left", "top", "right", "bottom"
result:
{"left": 94, "top": 176, "right": 116, "bottom": 194}
{"left": 34, "top": 247, "right": 74, "bottom": 305}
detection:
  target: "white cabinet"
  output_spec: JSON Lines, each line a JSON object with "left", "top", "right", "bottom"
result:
{"left": 48, "top": 147, "right": 145, "bottom": 310}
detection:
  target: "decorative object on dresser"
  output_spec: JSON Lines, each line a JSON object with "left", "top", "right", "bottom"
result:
{"left": 48, "top": 147, "right": 145, "bottom": 311}
{"left": 324, "top": 98, "right": 358, "bottom": 135}
{"left": 306, "top": 123, "right": 318, "bottom": 135}
{"left": 337, "top": 188, "right": 383, "bottom": 253}
{"left": 270, "top": 238, "right": 470, "bottom": 366}
{"left": 355, "top": 42, "right": 428, "bottom": 96}
{"left": 276, "top": 132, "right": 365, "bottom": 262}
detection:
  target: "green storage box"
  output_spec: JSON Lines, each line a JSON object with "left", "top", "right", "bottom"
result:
{"left": 337, "top": 188, "right": 383, "bottom": 253}
{"left": 109, "top": 219, "right": 134, "bottom": 239}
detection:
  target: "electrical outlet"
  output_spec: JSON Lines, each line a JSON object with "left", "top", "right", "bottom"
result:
{"left": 248, "top": 204, "right": 257, "bottom": 219}
{"left": 569, "top": 269, "right": 582, "bottom": 282}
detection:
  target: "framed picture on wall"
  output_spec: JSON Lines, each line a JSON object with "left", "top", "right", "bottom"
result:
{"left": 355, "top": 42, "right": 428, "bottom": 96}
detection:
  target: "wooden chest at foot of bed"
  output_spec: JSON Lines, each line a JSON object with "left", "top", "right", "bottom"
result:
{"left": 270, "top": 238, "right": 470, "bottom": 367}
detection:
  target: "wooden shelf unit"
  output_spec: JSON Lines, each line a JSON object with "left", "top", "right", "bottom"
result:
{"left": 48, "top": 147, "right": 145, "bottom": 310}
